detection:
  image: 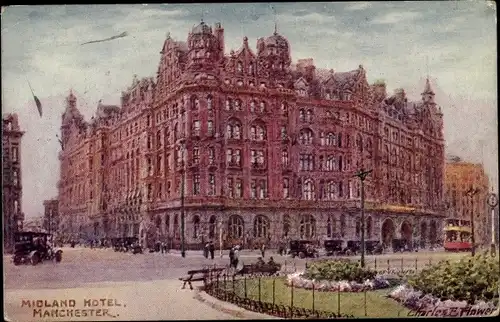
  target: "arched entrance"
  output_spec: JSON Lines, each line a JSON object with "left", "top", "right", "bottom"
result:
{"left": 400, "top": 220, "right": 412, "bottom": 244}
{"left": 429, "top": 220, "right": 437, "bottom": 246}
{"left": 381, "top": 219, "right": 395, "bottom": 247}
{"left": 420, "top": 221, "right": 428, "bottom": 248}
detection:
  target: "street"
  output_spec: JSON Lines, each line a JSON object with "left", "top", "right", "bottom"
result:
{"left": 4, "top": 247, "right": 465, "bottom": 321}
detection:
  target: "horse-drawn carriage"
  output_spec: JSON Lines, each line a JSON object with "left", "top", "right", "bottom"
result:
{"left": 12, "top": 231, "right": 63, "bottom": 266}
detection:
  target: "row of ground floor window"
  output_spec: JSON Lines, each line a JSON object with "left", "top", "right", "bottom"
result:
{"left": 61, "top": 210, "right": 444, "bottom": 249}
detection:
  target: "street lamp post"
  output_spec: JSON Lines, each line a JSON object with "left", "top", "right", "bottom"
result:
{"left": 487, "top": 192, "right": 498, "bottom": 256}
{"left": 354, "top": 168, "right": 373, "bottom": 268}
{"left": 465, "top": 186, "right": 480, "bottom": 256}
{"left": 180, "top": 142, "right": 186, "bottom": 258}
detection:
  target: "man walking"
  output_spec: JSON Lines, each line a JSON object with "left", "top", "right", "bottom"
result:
{"left": 209, "top": 241, "right": 215, "bottom": 260}
{"left": 261, "top": 243, "right": 266, "bottom": 258}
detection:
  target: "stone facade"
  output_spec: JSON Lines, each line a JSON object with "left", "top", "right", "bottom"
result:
{"left": 43, "top": 198, "right": 59, "bottom": 235}
{"left": 57, "top": 21, "right": 446, "bottom": 248}
{"left": 444, "top": 158, "right": 491, "bottom": 246}
{"left": 2, "top": 113, "right": 25, "bottom": 250}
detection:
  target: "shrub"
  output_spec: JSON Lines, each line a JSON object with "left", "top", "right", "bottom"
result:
{"left": 303, "top": 259, "right": 377, "bottom": 283}
{"left": 407, "top": 252, "right": 499, "bottom": 305}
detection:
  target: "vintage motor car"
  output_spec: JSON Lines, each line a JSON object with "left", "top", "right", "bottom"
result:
{"left": 324, "top": 239, "right": 344, "bottom": 256}
{"left": 12, "top": 231, "right": 63, "bottom": 266}
{"left": 392, "top": 238, "right": 415, "bottom": 252}
{"left": 289, "top": 240, "right": 319, "bottom": 259}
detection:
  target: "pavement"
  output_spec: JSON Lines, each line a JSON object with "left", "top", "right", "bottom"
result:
{"left": 3, "top": 247, "right": 467, "bottom": 321}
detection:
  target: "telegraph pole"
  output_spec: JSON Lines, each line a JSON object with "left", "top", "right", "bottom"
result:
{"left": 465, "top": 186, "right": 480, "bottom": 256}
{"left": 180, "top": 141, "right": 186, "bottom": 258}
{"left": 354, "top": 168, "right": 373, "bottom": 268}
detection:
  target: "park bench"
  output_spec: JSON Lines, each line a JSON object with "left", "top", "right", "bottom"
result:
{"left": 236, "top": 263, "right": 281, "bottom": 276}
{"left": 178, "top": 267, "right": 225, "bottom": 290}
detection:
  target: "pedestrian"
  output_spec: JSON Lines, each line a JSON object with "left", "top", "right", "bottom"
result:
{"left": 209, "top": 241, "right": 215, "bottom": 260}
{"left": 161, "top": 241, "right": 165, "bottom": 254}
{"left": 233, "top": 245, "right": 240, "bottom": 268}
{"left": 261, "top": 243, "right": 266, "bottom": 258}
{"left": 204, "top": 243, "right": 209, "bottom": 258}
{"left": 229, "top": 246, "right": 235, "bottom": 268}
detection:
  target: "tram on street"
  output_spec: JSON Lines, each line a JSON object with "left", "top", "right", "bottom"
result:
{"left": 443, "top": 218, "right": 472, "bottom": 252}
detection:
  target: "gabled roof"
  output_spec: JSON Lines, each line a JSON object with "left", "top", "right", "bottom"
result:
{"left": 294, "top": 77, "right": 308, "bottom": 88}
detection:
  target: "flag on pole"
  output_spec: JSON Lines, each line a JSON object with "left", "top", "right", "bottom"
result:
{"left": 27, "top": 79, "right": 43, "bottom": 117}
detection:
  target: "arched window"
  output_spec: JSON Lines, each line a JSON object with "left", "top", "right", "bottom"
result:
{"left": 325, "top": 156, "right": 336, "bottom": 171}
{"left": 208, "top": 215, "right": 216, "bottom": 239}
{"left": 250, "top": 100, "right": 256, "bottom": 112}
{"left": 326, "top": 133, "right": 336, "bottom": 146}
{"left": 340, "top": 214, "right": 346, "bottom": 237}
{"left": 193, "top": 215, "right": 200, "bottom": 238}
{"left": 234, "top": 99, "right": 242, "bottom": 110}
{"left": 283, "top": 214, "right": 290, "bottom": 238}
{"left": 173, "top": 214, "right": 179, "bottom": 239}
{"left": 299, "top": 109, "right": 306, "bottom": 121}
{"left": 299, "top": 214, "right": 316, "bottom": 239}
{"left": 165, "top": 215, "right": 170, "bottom": 236}
{"left": 327, "top": 181, "right": 336, "bottom": 200}
{"left": 281, "top": 102, "right": 288, "bottom": 114}
{"left": 237, "top": 61, "right": 243, "bottom": 73}
{"left": 228, "top": 215, "right": 244, "bottom": 239}
{"left": 366, "top": 216, "right": 373, "bottom": 239}
{"left": 306, "top": 110, "right": 313, "bottom": 121}
{"left": 207, "top": 95, "right": 213, "bottom": 110}
{"left": 299, "top": 129, "right": 313, "bottom": 145}
{"left": 226, "top": 119, "right": 242, "bottom": 139}
{"left": 355, "top": 219, "right": 361, "bottom": 238}
{"left": 248, "top": 62, "right": 254, "bottom": 75}
{"left": 327, "top": 216, "right": 333, "bottom": 237}
{"left": 253, "top": 215, "right": 270, "bottom": 238}
{"left": 250, "top": 124, "right": 266, "bottom": 141}
{"left": 225, "top": 98, "right": 231, "bottom": 110}
{"left": 259, "top": 101, "right": 266, "bottom": 112}
{"left": 191, "top": 96, "right": 199, "bottom": 110}
{"left": 302, "top": 179, "right": 315, "bottom": 200}
{"left": 366, "top": 139, "right": 373, "bottom": 158}
{"left": 356, "top": 134, "right": 363, "bottom": 153}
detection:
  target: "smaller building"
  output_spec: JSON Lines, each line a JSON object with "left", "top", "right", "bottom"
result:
{"left": 43, "top": 198, "right": 59, "bottom": 235}
{"left": 444, "top": 157, "right": 490, "bottom": 247}
{"left": 2, "top": 113, "right": 25, "bottom": 250}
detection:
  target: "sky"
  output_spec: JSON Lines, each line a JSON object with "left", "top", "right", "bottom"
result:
{"left": 1, "top": 2, "right": 497, "bottom": 218}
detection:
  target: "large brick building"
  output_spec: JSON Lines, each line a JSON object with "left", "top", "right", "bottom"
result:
{"left": 444, "top": 157, "right": 491, "bottom": 246}
{"left": 57, "top": 21, "right": 446, "bottom": 249}
{"left": 3, "top": 113, "right": 25, "bottom": 250}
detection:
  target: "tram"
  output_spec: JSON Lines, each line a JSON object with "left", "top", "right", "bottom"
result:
{"left": 443, "top": 218, "right": 473, "bottom": 252}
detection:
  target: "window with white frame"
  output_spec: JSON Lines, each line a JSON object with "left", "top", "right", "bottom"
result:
{"left": 192, "top": 147, "right": 200, "bottom": 164}
{"left": 226, "top": 122, "right": 242, "bottom": 139}
{"left": 283, "top": 178, "right": 290, "bottom": 198}
{"left": 207, "top": 120, "right": 214, "bottom": 136}
{"left": 250, "top": 124, "right": 266, "bottom": 141}
{"left": 259, "top": 179, "right": 267, "bottom": 199}
{"left": 193, "top": 174, "right": 200, "bottom": 195}
{"left": 208, "top": 173, "right": 215, "bottom": 195}
{"left": 326, "top": 133, "right": 336, "bottom": 146}
{"left": 251, "top": 150, "right": 264, "bottom": 166}
{"left": 326, "top": 181, "right": 336, "bottom": 200}
{"left": 299, "top": 129, "right": 313, "bottom": 145}
{"left": 235, "top": 179, "right": 243, "bottom": 198}
{"left": 302, "top": 179, "right": 315, "bottom": 200}
{"left": 191, "top": 120, "right": 200, "bottom": 136}
{"left": 250, "top": 100, "right": 256, "bottom": 112}
{"left": 251, "top": 179, "right": 257, "bottom": 199}
{"left": 325, "top": 156, "right": 336, "bottom": 171}
{"left": 227, "top": 178, "right": 234, "bottom": 198}
{"left": 282, "top": 149, "right": 289, "bottom": 167}
{"left": 208, "top": 147, "right": 215, "bottom": 165}
{"left": 299, "top": 154, "right": 314, "bottom": 171}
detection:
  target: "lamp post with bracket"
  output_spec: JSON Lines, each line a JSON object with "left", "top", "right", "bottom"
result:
{"left": 353, "top": 168, "right": 373, "bottom": 268}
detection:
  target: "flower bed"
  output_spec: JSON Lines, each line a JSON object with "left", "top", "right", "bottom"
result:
{"left": 389, "top": 252, "right": 499, "bottom": 313}
{"left": 285, "top": 259, "right": 390, "bottom": 292}
{"left": 286, "top": 272, "right": 390, "bottom": 292}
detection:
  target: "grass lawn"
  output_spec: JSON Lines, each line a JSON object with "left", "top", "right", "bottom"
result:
{"left": 223, "top": 277, "right": 410, "bottom": 318}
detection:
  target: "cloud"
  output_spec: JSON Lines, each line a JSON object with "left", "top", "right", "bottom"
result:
{"left": 1, "top": 3, "right": 497, "bottom": 217}
{"left": 370, "top": 11, "right": 422, "bottom": 25}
